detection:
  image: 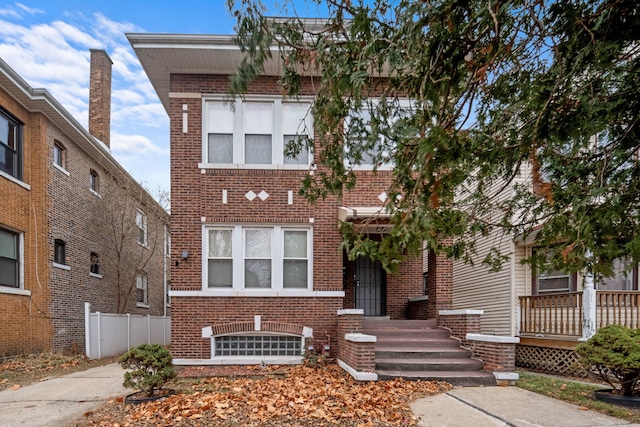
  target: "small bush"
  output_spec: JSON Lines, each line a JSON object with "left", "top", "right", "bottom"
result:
{"left": 118, "top": 344, "right": 177, "bottom": 397}
{"left": 575, "top": 325, "right": 640, "bottom": 396}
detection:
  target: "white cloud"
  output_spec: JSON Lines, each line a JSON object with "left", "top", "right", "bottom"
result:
{"left": 16, "top": 3, "right": 44, "bottom": 15}
{"left": 111, "top": 133, "right": 168, "bottom": 156}
{"left": 0, "top": 10, "right": 170, "bottom": 193}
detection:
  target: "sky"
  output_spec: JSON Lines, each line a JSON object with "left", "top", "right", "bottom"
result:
{"left": 0, "top": 0, "right": 323, "bottom": 201}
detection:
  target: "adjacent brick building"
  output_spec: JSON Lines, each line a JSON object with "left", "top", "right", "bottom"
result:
{"left": 128, "top": 33, "right": 437, "bottom": 367}
{"left": 0, "top": 51, "right": 170, "bottom": 356}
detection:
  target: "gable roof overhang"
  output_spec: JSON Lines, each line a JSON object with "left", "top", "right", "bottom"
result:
{"left": 126, "top": 33, "right": 286, "bottom": 115}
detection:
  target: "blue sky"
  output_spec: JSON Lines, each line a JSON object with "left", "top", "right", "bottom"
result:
{"left": 0, "top": 1, "right": 323, "bottom": 199}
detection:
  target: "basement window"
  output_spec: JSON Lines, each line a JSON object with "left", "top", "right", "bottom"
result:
{"left": 214, "top": 335, "right": 302, "bottom": 357}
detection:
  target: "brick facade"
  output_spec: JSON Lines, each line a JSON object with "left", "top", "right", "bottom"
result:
{"left": 0, "top": 56, "right": 169, "bottom": 356}
{"left": 167, "top": 73, "right": 425, "bottom": 363}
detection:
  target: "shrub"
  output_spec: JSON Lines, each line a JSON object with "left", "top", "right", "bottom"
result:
{"left": 118, "top": 343, "right": 177, "bottom": 397}
{"left": 575, "top": 325, "right": 640, "bottom": 396}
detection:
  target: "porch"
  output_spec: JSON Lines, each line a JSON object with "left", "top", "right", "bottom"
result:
{"left": 517, "top": 290, "right": 640, "bottom": 375}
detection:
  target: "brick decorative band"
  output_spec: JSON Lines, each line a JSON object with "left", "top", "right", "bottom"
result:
{"left": 210, "top": 321, "right": 305, "bottom": 336}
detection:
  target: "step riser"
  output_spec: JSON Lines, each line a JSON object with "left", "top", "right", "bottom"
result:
{"left": 376, "top": 361, "right": 484, "bottom": 371}
{"left": 377, "top": 372, "right": 496, "bottom": 387}
{"left": 375, "top": 350, "right": 471, "bottom": 359}
{"left": 376, "top": 340, "right": 461, "bottom": 349}
{"left": 362, "top": 330, "right": 451, "bottom": 338}
{"left": 362, "top": 320, "right": 438, "bottom": 329}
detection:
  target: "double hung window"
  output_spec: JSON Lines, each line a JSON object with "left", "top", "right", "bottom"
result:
{"left": 204, "top": 99, "right": 312, "bottom": 167}
{"left": 136, "top": 273, "right": 148, "bottom": 306}
{"left": 136, "top": 210, "right": 148, "bottom": 246}
{"left": 0, "top": 228, "right": 19, "bottom": 288}
{"left": 205, "top": 226, "right": 311, "bottom": 291}
{"left": 0, "top": 109, "right": 22, "bottom": 180}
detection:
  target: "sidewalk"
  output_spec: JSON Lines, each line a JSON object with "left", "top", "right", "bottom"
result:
{"left": 0, "top": 363, "right": 127, "bottom": 427}
{"left": 411, "top": 386, "right": 640, "bottom": 427}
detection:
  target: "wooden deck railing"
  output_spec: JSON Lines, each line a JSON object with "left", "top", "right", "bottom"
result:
{"left": 596, "top": 291, "right": 640, "bottom": 330}
{"left": 519, "top": 292, "right": 583, "bottom": 337}
{"left": 519, "top": 291, "right": 640, "bottom": 337}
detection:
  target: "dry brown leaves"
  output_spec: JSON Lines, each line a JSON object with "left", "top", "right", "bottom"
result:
{"left": 76, "top": 363, "right": 452, "bottom": 427}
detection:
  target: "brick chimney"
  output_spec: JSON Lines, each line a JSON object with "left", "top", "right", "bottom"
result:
{"left": 88, "top": 49, "right": 113, "bottom": 147}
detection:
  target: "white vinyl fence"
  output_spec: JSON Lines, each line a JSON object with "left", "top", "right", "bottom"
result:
{"left": 84, "top": 302, "right": 171, "bottom": 359}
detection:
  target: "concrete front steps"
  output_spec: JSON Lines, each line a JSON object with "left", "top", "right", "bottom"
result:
{"left": 361, "top": 318, "right": 496, "bottom": 387}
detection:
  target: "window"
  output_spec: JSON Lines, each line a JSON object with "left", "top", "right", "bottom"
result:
{"left": 532, "top": 248, "right": 576, "bottom": 294}
{"left": 244, "top": 228, "right": 272, "bottom": 288}
{"left": 54, "top": 239, "right": 66, "bottom": 265}
{"left": 283, "top": 230, "right": 308, "bottom": 288}
{"left": 89, "top": 170, "right": 99, "bottom": 193}
{"left": 207, "top": 229, "right": 233, "bottom": 287}
{"left": 0, "top": 228, "right": 19, "bottom": 288}
{"left": 597, "top": 258, "right": 638, "bottom": 291}
{"left": 136, "top": 210, "right": 147, "bottom": 246}
{"left": 90, "top": 252, "right": 99, "bottom": 275}
{"left": 214, "top": 335, "right": 302, "bottom": 357}
{"left": 0, "top": 108, "right": 22, "bottom": 180}
{"left": 204, "top": 99, "right": 312, "bottom": 166}
{"left": 136, "top": 273, "right": 148, "bottom": 306}
{"left": 53, "top": 142, "right": 65, "bottom": 169}
{"left": 205, "top": 226, "right": 312, "bottom": 291}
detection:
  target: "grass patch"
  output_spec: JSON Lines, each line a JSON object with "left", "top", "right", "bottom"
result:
{"left": 516, "top": 372, "right": 640, "bottom": 423}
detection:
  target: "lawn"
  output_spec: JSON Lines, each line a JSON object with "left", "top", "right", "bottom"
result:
{"left": 516, "top": 372, "right": 640, "bottom": 423}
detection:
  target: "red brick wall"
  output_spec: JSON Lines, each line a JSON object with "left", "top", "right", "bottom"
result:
{"left": 169, "top": 74, "right": 424, "bottom": 362}
{"left": 0, "top": 89, "right": 53, "bottom": 355}
{"left": 468, "top": 341, "right": 516, "bottom": 372}
{"left": 426, "top": 247, "right": 453, "bottom": 318}
{"left": 172, "top": 297, "right": 342, "bottom": 359}
{"left": 438, "top": 313, "right": 482, "bottom": 348}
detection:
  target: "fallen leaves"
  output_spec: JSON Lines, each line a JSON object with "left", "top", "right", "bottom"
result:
{"left": 77, "top": 363, "right": 452, "bottom": 426}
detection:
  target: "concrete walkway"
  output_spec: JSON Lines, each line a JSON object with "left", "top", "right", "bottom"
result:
{"left": 0, "top": 363, "right": 127, "bottom": 427}
{"left": 411, "top": 386, "right": 640, "bottom": 427}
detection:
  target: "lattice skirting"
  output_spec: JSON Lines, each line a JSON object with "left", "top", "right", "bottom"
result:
{"left": 516, "top": 345, "right": 589, "bottom": 377}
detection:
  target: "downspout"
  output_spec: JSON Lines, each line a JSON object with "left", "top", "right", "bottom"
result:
{"left": 163, "top": 223, "right": 167, "bottom": 317}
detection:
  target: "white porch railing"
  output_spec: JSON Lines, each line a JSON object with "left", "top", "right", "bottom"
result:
{"left": 84, "top": 302, "right": 171, "bottom": 359}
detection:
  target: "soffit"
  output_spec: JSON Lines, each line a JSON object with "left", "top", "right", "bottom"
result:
{"left": 127, "top": 33, "right": 284, "bottom": 115}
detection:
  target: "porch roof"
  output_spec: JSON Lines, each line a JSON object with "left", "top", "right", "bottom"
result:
{"left": 338, "top": 206, "right": 392, "bottom": 222}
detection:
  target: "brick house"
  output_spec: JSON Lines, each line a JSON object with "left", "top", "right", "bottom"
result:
{"left": 0, "top": 50, "right": 170, "bottom": 356}
{"left": 126, "top": 33, "right": 512, "bottom": 385}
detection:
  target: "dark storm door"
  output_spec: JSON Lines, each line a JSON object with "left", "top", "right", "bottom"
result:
{"left": 355, "top": 256, "right": 386, "bottom": 316}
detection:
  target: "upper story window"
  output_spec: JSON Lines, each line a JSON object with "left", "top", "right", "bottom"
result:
{"left": 205, "top": 225, "right": 312, "bottom": 291}
{"left": 0, "top": 108, "right": 23, "bottom": 180}
{"left": 0, "top": 227, "right": 20, "bottom": 288}
{"left": 89, "top": 170, "right": 99, "bottom": 193}
{"left": 54, "top": 239, "right": 66, "bottom": 265}
{"left": 90, "top": 252, "right": 100, "bottom": 275}
{"left": 53, "top": 141, "right": 66, "bottom": 169}
{"left": 136, "top": 210, "right": 148, "bottom": 246}
{"left": 203, "top": 99, "right": 312, "bottom": 167}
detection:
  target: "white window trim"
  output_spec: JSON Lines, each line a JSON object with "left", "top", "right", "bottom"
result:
{"left": 136, "top": 273, "right": 149, "bottom": 307}
{"left": 136, "top": 209, "right": 148, "bottom": 247}
{"left": 53, "top": 162, "right": 70, "bottom": 176}
{"left": 0, "top": 170, "right": 30, "bottom": 190}
{"left": 52, "top": 262, "right": 70, "bottom": 271}
{"left": 344, "top": 98, "right": 412, "bottom": 171}
{"left": 89, "top": 272, "right": 103, "bottom": 279}
{"left": 201, "top": 96, "right": 314, "bottom": 168}
{"left": 0, "top": 229, "right": 25, "bottom": 292}
{"left": 202, "top": 224, "right": 313, "bottom": 295}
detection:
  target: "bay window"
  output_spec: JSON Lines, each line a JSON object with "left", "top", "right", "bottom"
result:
{"left": 204, "top": 225, "right": 312, "bottom": 291}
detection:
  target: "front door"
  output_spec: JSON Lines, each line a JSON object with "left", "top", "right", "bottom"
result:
{"left": 355, "top": 256, "right": 386, "bottom": 316}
